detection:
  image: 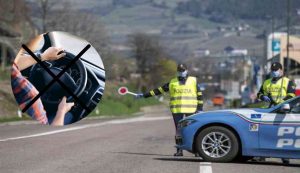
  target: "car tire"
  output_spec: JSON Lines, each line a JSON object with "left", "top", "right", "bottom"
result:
{"left": 195, "top": 126, "right": 239, "bottom": 162}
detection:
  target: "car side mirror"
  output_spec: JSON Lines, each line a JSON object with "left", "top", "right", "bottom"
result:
{"left": 279, "top": 104, "right": 291, "bottom": 114}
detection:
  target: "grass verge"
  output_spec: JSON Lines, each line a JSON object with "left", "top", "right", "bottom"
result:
{"left": 0, "top": 81, "right": 162, "bottom": 123}
{"left": 0, "top": 116, "right": 31, "bottom": 123}
{"left": 0, "top": 69, "right": 10, "bottom": 81}
{"left": 90, "top": 82, "right": 160, "bottom": 116}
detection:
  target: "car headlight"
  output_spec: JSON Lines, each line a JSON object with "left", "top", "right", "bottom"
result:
{"left": 178, "top": 119, "right": 197, "bottom": 128}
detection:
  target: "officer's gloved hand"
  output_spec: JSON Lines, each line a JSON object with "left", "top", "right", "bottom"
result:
{"left": 262, "top": 96, "right": 271, "bottom": 102}
{"left": 135, "top": 93, "right": 144, "bottom": 99}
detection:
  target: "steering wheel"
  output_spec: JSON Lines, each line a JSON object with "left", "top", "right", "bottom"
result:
{"left": 29, "top": 52, "right": 87, "bottom": 106}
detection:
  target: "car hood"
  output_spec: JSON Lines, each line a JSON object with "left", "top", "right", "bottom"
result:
{"left": 190, "top": 108, "right": 270, "bottom": 118}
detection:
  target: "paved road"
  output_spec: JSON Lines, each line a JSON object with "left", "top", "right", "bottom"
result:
{"left": 0, "top": 106, "right": 299, "bottom": 173}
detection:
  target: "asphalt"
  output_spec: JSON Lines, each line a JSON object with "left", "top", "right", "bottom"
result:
{"left": 0, "top": 105, "right": 299, "bottom": 173}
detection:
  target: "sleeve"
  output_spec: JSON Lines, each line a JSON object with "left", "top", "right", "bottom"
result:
{"left": 257, "top": 83, "right": 266, "bottom": 100}
{"left": 143, "top": 83, "right": 169, "bottom": 98}
{"left": 11, "top": 63, "right": 49, "bottom": 125}
{"left": 284, "top": 80, "right": 296, "bottom": 100}
{"left": 197, "top": 84, "right": 203, "bottom": 111}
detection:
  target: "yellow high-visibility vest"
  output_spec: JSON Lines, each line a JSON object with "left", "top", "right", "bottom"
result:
{"left": 262, "top": 77, "right": 290, "bottom": 105}
{"left": 169, "top": 76, "right": 198, "bottom": 113}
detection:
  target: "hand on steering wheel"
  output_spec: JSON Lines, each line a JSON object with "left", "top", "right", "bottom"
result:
{"left": 41, "top": 47, "right": 66, "bottom": 61}
{"left": 29, "top": 51, "right": 87, "bottom": 106}
{"left": 57, "top": 96, "right": 75, "bottom": 115}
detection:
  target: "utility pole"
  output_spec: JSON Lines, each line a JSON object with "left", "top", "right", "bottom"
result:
{"left": 271, "top": 15, "right": 275, "bottom": 58}
{"left": 271, "top": 0, "right": 275, "bottom": 59}
{"left": 286, "top": 0, "right": 291, "bottom": 76}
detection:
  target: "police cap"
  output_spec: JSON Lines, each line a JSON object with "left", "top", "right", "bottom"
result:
{"left": 270, "top": 62, "right": 282, "bottom": 71}
{"left": 177, "top": 63, "right": 188, "bottom": 72}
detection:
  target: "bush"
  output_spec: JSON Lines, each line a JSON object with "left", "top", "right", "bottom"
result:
{"left": 0, "top": 71, "right": 10, "bottom": 81}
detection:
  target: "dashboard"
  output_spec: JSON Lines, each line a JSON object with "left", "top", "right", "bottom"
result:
{"left": 74, "top": 61, "right": 105, "bottom": 121}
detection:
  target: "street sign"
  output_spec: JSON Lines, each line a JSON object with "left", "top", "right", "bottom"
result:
{"left": 272, "top": 40, "right": 281, "bottom": 52}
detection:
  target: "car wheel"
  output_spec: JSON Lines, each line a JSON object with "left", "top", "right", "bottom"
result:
{"left": 195, "top": 126, "right": 239, "bottom": 162}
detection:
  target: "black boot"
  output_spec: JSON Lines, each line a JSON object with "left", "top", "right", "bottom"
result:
{"left": 281, "top": 158, "right": 290, "bottom": 164}
{"left": 174, "top": 148, "right": 183, "bottom": 156}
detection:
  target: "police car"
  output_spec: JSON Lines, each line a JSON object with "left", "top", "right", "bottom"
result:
{"left": 176, "top": 96, "right": 300, "bottom": 162}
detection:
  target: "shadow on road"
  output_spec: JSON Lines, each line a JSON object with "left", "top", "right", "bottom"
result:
{"left": 154, "top": 157, "right": 203, "bottom": 162}
{"left": 112, "top": 151, "right": 172, "bottom": 157}
{"left": 155, "top": 157, "right": 300, "bottom": 167}
{"left": 113, "top": 151, "right": 300, "bottom": 167}
{"left": 231, "top": 161, "right": 300, "bottom": 168}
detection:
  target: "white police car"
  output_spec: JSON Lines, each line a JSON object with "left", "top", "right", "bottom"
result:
{"left": 176, "top": 96, "right": 300, "bottom": 162}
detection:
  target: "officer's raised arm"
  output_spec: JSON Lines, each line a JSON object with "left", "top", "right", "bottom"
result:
{"left": 138, "top": 83, "right": 170, "bottom": 99}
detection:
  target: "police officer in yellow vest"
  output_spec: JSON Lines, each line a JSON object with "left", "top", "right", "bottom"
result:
{"left": 257, "top": 62, "right": 296, "bottom": 107}
{"left": 135, "top": 63, "right": 203, "bottom": 156}
{"left": 257, "top": 62, "right": 296, "bottom": 164}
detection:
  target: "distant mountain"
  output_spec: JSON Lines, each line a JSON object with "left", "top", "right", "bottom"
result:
{"left": 175, "top": 0, "right": 300, "bottom": 21}
{"left": 27, "top": 0, "right": 285, "bottom": 59}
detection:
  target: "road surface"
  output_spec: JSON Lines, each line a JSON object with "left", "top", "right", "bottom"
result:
{"left": 0, "top": 106, "right": 299, "bottom": 173}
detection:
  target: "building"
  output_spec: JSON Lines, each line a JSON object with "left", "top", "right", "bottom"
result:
{"left": 224, "top": 46, "right": 248, "bottom": 56}
{"left": 267, "top": 32, "right": 300, "bottom": 95}
{"left": 193, "top": 48, "right": 210, "bottom": 57}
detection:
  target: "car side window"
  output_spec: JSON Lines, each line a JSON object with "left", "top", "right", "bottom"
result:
{"left": 291, "top": 102, "right": 300, "bottom": 114}
{"left": 290, "top": 98, "right": 300, "bottom": 114}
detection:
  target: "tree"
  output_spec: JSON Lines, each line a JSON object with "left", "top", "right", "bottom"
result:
{"left": 32, "top": 0, "right": 108, "bottom": 51}
{"left": 129, "top": 33, "right": 176, "bottom": 90}
{"left": 155, "top": 58, "right": 177, "bottom": 84}
{"left": 130, "top": 33, "right": 159, "bottom": 89}
{"left": 38, "top": 0, "right": 55, "bottom": 33}
{"left": 102, "top": 53, "right": 134, "bottom": 81}
{"left": 0, "top": 0, "right": 36, "bottom": 70}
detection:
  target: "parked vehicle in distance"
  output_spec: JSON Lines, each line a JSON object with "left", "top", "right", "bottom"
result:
{"left": 212, "top": 94, "right": 225, "bottom": 107}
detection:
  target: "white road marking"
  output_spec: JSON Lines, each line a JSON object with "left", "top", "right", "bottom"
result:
{"left": 0, "top": 116, "right": 171, "bottom": 142}
{"left": 199, "top": 162, "right": 212, "bottom": 173}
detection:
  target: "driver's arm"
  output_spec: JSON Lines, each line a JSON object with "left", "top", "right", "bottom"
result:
{"left": 14, "top": 47, "right": 66, "bottom": 71}
{"left": 52, "top": 97, "right": 74, "bottom": 126}
{"left": 11, "top": 64, "right": 74, "bottom": 126}
{"left": 11, "top": 63, "right": 49, "bottom": 124}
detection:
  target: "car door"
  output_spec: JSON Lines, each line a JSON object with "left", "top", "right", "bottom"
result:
{"left": 259, "top": 97, "right": 300, "bottom": 158}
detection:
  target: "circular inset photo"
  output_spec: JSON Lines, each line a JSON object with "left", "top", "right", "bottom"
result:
{"left": 11, "top": 31, "right": 105, "bottom": 125}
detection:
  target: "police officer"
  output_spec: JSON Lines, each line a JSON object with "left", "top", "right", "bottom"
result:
{"left": 257, "top": 62, "right": 296, "bottom": 107}
{"left": 135, "top": 63, "right": 203, "bottom": 156}
{"left": 257, "top": 62, "right": 296, "bottom": 164}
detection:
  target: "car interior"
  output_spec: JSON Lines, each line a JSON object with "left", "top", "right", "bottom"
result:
{"left": 21, "top": 32, "right": 105, "bottom": 125}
